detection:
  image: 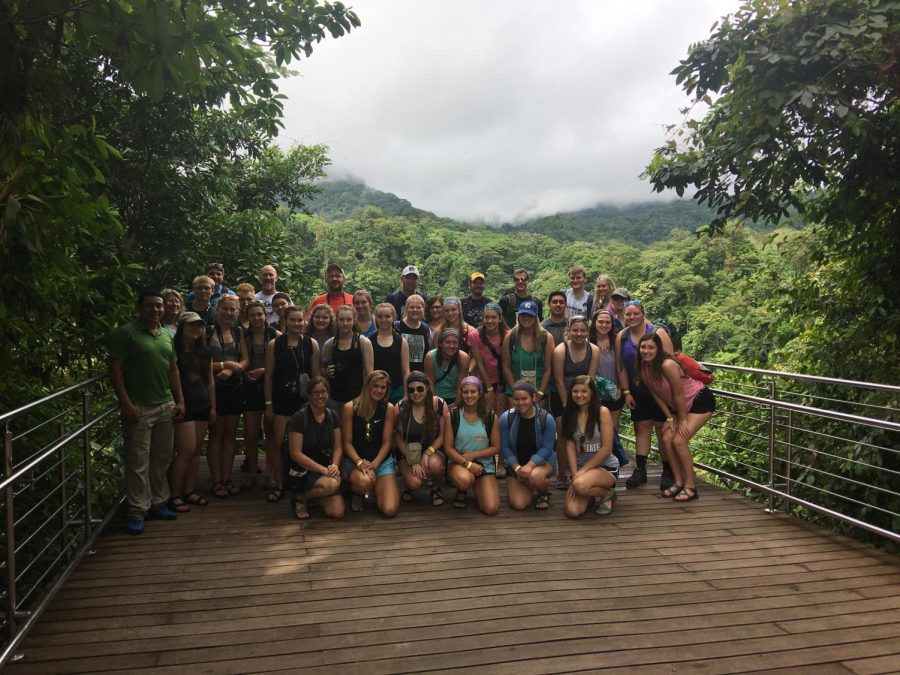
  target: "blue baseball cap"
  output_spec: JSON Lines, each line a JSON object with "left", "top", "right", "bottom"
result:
{"left": 517, "top": 300, "right": 539, "bottom": 317}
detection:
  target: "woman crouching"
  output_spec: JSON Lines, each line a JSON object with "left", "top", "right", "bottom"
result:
{"left": 284, "top": 377, "right": 345, "bottom": 520}
{"left": 500, "top": 380, "right": 557, "bottom": 510}
{"left": 560, "top": 375, "right": 619, "bottom": 517}
{"left": 396, "top": 372, "right": 448, "bottom": 506}
{"left": 342, "top": 370, "right": 399, "bottom": 516}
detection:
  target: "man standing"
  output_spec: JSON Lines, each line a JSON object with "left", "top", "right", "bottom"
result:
{"left": 461, "top": 272, "right": 493, "bottom": 328}
{"left": 385, "top": 264, "right": 428, "bottom": 316}
{"left": 255, "top": 265, "right": 279, "bottom": 325}
{"left": 308, "top": 263, "right": 353, "bottom": 317}
{"left": 185, "top": 262, "right": 237, "bottom": 307}
{"left": 109, "top": 291, "right": 185, "bottom": 535}
{"left": 499, "top": 268, "right": 543, "bottom": 326}
{"left": 564, "top": 265, "right": 593, "bottom": 318}
{"left": 541, "top": 290, "right": 568, "bottom": 348}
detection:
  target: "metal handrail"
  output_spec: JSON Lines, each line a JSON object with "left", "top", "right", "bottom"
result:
{"left": 1, "top": 375, "right": 121, "bottom": 667}
{"left": 701, "top": 361, "right": 900, "bottom": 393}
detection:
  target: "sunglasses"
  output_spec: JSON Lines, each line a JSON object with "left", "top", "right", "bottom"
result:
{"left": 407, "top": 385, "right": 426, "bottom": 393}
{"left": 625, "top": 300, "right": 642, "bottom": 306}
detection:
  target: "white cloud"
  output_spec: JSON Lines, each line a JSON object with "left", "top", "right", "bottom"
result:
{"left": 279, "top": 0, "right": 739, "bottom": 222}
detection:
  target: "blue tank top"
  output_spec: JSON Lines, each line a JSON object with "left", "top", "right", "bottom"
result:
{"left": 622, "top": 322, "right": 654, "bottom": 393}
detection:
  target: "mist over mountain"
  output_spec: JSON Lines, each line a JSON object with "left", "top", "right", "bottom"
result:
{"left": 306, "top": 179, "right": 721, "bottom": 246}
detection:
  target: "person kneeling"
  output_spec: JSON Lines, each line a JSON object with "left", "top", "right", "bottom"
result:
{"left": 342, "top": 371, "right": 399, "bottom": 517}
{"left": 559, "top": 375, "right": 619, "bottom": 518}
{"left": 500, "top": 381, "right": 557, "bottom": 510}
{"left": 285, "top": 378, "right": 345, "bottom": 520}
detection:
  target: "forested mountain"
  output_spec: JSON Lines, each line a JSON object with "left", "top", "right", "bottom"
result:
{"left": 506, "top": 199, "right": 721, "bottom": 245}
{"left": 307, "top": 179, "right": 723, "bottom": 246}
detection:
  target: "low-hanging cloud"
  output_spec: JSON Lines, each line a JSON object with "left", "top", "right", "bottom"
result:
{"left": 279, "top": 0, "right": 738, "bottom": 223}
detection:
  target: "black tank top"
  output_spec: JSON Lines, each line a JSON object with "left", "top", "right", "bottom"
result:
{"left": 372, "top": 333, "right": 403, "bottom": 389}
{"left": 273, "top": 333, "right": 313, "bottom": 390}
{"left": 330, "top": 334, "right": 364, "bottom": 403}
{"left": 351, "top": 402, "right": 388, "bottom": 461}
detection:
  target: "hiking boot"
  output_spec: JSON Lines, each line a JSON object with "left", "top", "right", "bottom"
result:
{"left": 127, "top": 519, "right": 144, "bottom": 535}
{"left": 625, "top": 466, "right": 647, "bottom": 488}
{"left": 659, "top": 462, "right": 675, "bottom": 493}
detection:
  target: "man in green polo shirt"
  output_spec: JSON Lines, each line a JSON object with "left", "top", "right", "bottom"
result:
{"left": 109, "top": 290, "right": 185, "bottom": 535}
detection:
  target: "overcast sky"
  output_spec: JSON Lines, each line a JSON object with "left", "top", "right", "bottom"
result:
{"left": 279, "top": 1, "right": 740, "bottom": 223}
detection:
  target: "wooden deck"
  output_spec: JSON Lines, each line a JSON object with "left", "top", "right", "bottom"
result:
{"left": 7, "top": 463, "right": 900, "bottom": 674}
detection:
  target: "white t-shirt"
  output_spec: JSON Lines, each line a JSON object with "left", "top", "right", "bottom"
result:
{"left": 565, "top": 288, "right": 591, "bottom": 318}
{"left": 255, "top": 291, "right": 278, "bottom": 325}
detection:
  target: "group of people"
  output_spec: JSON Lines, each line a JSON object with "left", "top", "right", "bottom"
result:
{"left": 109, "top": 261, "right": 715, "bottom": 533}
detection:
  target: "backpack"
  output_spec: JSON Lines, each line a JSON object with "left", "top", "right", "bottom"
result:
{"left": 675, "top": 352, "right": 714, "bottom": 384}
{"left": 506, "top": 407, "right": 549, "bottom": 434}
{"left": 450, "top": 407, "right": 496, "bottom": 438}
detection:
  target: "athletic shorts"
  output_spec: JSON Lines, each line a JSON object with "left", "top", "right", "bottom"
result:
{"left": 180, "top": 406, "right": 210, "bottom": 423}
{"left": 215, "top": 383, "right": 245, "bottom": 417}
{"left": 549, "top": 390, "right": 565, "bottom": 417}
{"left": 689, "top": 387, "right": 716, "bottom": 415}
{"left": 604, "top": 395, "right": 625, "bottom": 412}
{"left": 343, "top": 455, "right": 398, "bottom": 477}
{"left": 630, "top": 390, "right": 666, "bottom": 423}
{"left": 243, "top": 381, "right": 265, "bottom": 412}
{"left": 291, "top": 471, "right": 325, "bottom": 494}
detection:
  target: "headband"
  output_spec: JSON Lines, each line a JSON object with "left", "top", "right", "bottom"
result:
{"left": 460, "top": 375, "right": 483, "bottom": 391}
{"left": 438, "top": 328, "right": 459, "bottom": 343}
{"left": 484, "top": 302, "right": 503, "bottom": 314}
{"left": 443, "top": 297, "right": 461, "bottom": 307}
{"left": 406, "top": 373, "right": 429, "bottom": 386}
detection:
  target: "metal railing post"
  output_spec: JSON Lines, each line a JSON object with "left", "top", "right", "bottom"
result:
{"left": 785, "top": 410, "right": 793, "bottom": 498}
{"left": 3, "top": 423, "right": 17, "bottom": 637}
{"left": 765, "top": 378, "right": 777, "bottom": 513}
{"left": 58, "top": 422, "right": 67, "bottom": 541}
{"left": 81, "top": 392, "right": 93, "bottom": 539}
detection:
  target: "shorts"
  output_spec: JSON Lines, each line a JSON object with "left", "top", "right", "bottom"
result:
{"left": 290, "top": 470, "right": 325, "bottom": 494}
{"left": 343, "top": 455, "right": 398, "bottom": 477}
{"left": 630, "top": 390, "right": 666, "bottom": 423}
{"left": 215, "top": 384, "right": 245, "bottom": 417}
{"left": 549, "top": 390, "right": 565, "bottom": 417}
{"left": 689, "top": 387, "right": 716, "bottom": 415}
{"left": 243, "top": 381, "right": 265, "bottom": 412}
{"left": 604, "top": 396, "right": 625, "bottom": 412}
{"left": 272, "top": 393, "right": 303, "bottom": 418}
{"left": 395, "top": 448, "right": 446, "bottom": 465}
{"left": 180, "top": 406, "right": 210, "bottom": 423}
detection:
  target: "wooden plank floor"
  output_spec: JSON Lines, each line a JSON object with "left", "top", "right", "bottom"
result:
{"left": 7, "top": 462, "right": 900, "bottom": 674}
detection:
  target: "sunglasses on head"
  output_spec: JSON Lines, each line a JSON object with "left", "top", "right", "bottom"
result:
{"left": 407, "top": 385, "right": 426, "bottom": 393}
{"left": 625, "top": 300, "right": 642, "bottom": 306}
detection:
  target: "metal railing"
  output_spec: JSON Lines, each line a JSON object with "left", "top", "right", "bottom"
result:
{"left": 621, "top": 363, "right": 900, "bottom": 545}
{"left": 0, "top": 376, "right": 122, "bottom": 666}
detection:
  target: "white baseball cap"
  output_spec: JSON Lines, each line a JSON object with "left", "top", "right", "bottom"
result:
{"left": 401, "top": 265, "right": 420, "bottom": 277}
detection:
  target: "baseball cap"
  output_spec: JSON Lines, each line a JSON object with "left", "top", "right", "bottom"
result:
{"left": 517, "top": 300, "right": 539, "bottom": 316}
{"left": 177, "top": 311, "right": 205, "bottom": 325}
{"left": 470, "top": 272, "right": 485, "bottom": 281}
{"left": 325, "top": 263, "right": 344, "bottom": 274}
{"left": 401, "top": 265, "right": 420, "bottom": 277}
{"left": 611, "top": 288, "right": 630, "bottom": 300}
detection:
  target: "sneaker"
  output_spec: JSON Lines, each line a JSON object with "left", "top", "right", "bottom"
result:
{"left": 659, "top": 462, "right": 675, "bottom": 493}
{"left": 127, "top": 519, "right": 144, "bottom": 535}
{"left": 625, "top": 466, "right": 647, "bottom": 488}
{"left": 147, "top": 505, "right": 178, "bottom": 520}
{"left": 555, "top": 474, "right": 570, "bottom": 491}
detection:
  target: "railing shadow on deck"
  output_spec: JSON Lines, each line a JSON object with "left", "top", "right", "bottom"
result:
{"left": 0, "top": 363, "right": 898, "bottom": 667}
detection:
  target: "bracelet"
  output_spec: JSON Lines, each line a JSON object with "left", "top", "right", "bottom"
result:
{"left": 514, "top": 464, "right": 521, "bottom": 474}
{"left": 666, "top": 416, "right": 674, "bottom": 422}
{"left": 219, "top": 361, "right": 225, "bottom": 370}
{"left": 426, "top": 446, "right": 436, "bottom": 456}
{"left": 623, "top": 389, "right": 631, "bottom": 395}
{"left": 265, "top": 400, "right": 273, "bottom": 405}
{"left": 355, "top": 458, "right": 364, "bottom": 468}
{"left": 465, "top": 460, "right": 473, "bottom": 470}
{"left": 536, "top": 390, "right": 544, "bottom": 398}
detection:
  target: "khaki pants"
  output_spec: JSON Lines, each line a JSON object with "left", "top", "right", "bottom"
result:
{"left": 123, "top": 402, "right": 175, "bottom": 519}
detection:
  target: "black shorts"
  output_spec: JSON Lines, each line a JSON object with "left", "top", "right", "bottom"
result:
{"left": 689, "top": 387, "right": 716, "bottom": 415}
{"left": 215, "top": 383, "right": 245, "bottom": 417}
{"left": 243, "top": 381, "right": 265, "bottom": 412}
{"left": 549, "top": 390, "right": 565, "bottom": 417}
{"left": 289, "top": 470, "right": 324, "bottom": 494}
{"left": 604, "top": 396, "right": 625, "bottom": 412}
{"left": 180, "top": 406, "right": 210, "bottom": 423}
{"left": 630, "top": 390, "right": 666, "bottom": 423}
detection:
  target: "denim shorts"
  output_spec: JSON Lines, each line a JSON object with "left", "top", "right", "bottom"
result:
{"left": 343, "top": 455, "right": 398, "bottom": 477}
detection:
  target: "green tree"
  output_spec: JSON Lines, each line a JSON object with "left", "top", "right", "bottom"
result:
{"left": 645, "top": 0, "right": 899, "bottom": 379}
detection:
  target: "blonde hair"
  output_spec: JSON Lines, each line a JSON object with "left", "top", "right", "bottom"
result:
{"left": 353, "top": 370, "right": 391, "bottom": 420}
